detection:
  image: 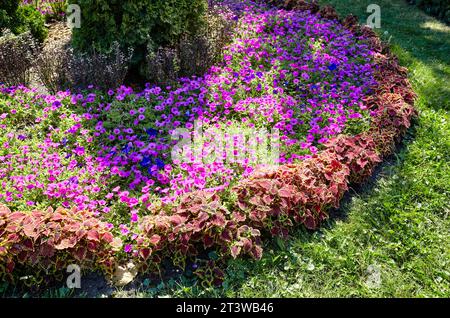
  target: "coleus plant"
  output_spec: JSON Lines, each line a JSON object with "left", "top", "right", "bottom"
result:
{"left": 133, "top": 190, "right": 263, "bottom": 273}
{"left": 0, "top": 204, "right": 122, "bottom": 285}
{"left": 233, "top": 151, "right": 350, "bottom": 234}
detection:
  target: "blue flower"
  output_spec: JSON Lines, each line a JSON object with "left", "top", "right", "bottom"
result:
{"left": 185, "top": 110, "right": 191, "bottom": 117}
{"left": 155, "top": 158, "right": 165, "bottom": 169}
{"left": 328, "top": 63, "right": 337, "bottom": 71}
{"left": 68, "top": 176, "right": 78, "bottom": 184}
{"left": 61, "top": 137, "right": 68, "bottom": 146}
{"left": 140, "top": 156, "right": 152, "bottom": 168}
{"left": 146, "top": 128, "right": 158, "bottom": 137}
{"left": 122, "top": 145, "right": 131, "bottom": 154}
{"left": 52, "top": 100, "right": 62, "bottom": 108}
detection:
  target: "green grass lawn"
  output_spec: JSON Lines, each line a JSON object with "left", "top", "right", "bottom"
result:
{"left": 2, "top": 0, "right": 448, "bottom": 298}
{"left": 133, "top": 0, "right": 449, "bottom": 298}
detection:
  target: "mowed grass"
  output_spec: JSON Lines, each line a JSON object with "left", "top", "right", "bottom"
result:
{"left": 2, "top": 0, "right": 449, "bottom": 298}
{"left": 130, "top": 0, "right": 449, "bottom": 298}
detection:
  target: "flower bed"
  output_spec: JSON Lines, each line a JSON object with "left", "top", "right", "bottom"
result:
{"left": 0, "top": 0, "right": 417, "bottom": 286}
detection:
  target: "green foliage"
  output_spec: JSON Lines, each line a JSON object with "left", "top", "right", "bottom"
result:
{"left": 0, "top": 2, "right": 47, "bottom": 42}
{"left": 409, "top": 0, "right": 450, "bottom": 24}
{"left": 46, "top": 0, "right": 68, "bottom": 21}
{"left": 0, "top": 0, "right": 19, "bottom": 16}
{"left": 14, "top": 5, "right": 48, "bottom": 42}
{"left": 70, "top": 0, "right": 208, "bottom": 68}
{"left": 0, "top": 0, "right": 20, "bottom": 32}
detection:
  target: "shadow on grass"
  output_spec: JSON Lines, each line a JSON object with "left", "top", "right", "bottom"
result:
{"left": 325, "top": 0, "right": 450, "bottom": 111}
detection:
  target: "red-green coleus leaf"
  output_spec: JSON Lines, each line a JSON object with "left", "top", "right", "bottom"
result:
{"left": 87, "top": 241, "right": 98, "bottom": 251}
{"left": 250, "top": 228, "right": 261, "bottom": 238}
{"left": 196, "top": 212, "right": 210, "bottom": 223}
{"left": 17, "top": 251, "right": 28, "bottom": 263}
{"left": 256, "top": 180, "right": 272, "bottom": 190}
{"left": 180, "top": 243, "right": 190, "bottom": 254}
{"left": 220, "top": 229, "right": 233, "bottom": 242}
{"left": 139, "top": 248, "right": 152, "bottom": 261}
{"left": 51, "top": 213, "right": 64, "bottom": 222}
{"left": 167, "top": 232, "right": 177, "bottom": 242}
{"left": 76, "top": 229, "right": 87, "bottom": 239}
{"left": 0, "top": 246, "right": 8, "bottom": 256}
{"left": 67, "top": 223, "right": 81, "bottom": 233}
{"left": 169, "top": 215, "right": 186, "bottom": 226}
{"left": 262, "top": 194, "right": 274, "bottom": 205}
{"left": 203, "top": 235, "right": 214, "bottom": 248}
{"left": 23, "top": 222, "right": 41, "bottom": 240}
{"left": 278, "top": 185, "right": 296, "bottom": 198}
{"left": 23, "top": 238, "right": 33, "bottom": 251}
{"left": 250, "top": 245, "right": 263, "bottom": 260}
{"left": 189, "top": 204, "right": 203, "bottom": 214}
{"left": 55, "top": 238, "right": 77, "bottom": 250}
{"left": 7, "top": 212, "right": 25, "bottom": 223}
{"left": 241, "top": 238, "right": 253, "bottom": 252}
{"left": 0, "top": 204, "right": 11, "bottom": 214}
{"left": 87, "top": 229, "right": 100, "bottom": 242}
{"left": 101, "top": 232, "right": 114, "bottom": 244}
{"left": 237, "top": 225, "right": 250, "bottom": 236}
{"left": 230, "top": 245, "right": 242, "bottom": 259}
{"left": 232, "top": 212, "right": 246, "bottom": 222}
{"left": 303, "top": 214, "right": 317, "bottom": 230}
{"left": 7, "top": 233, "right": 19, "bottom": 243}
{"left": 5, "top": 223, "right": 19, "bottom": 234}
{"left": 356, "top": 157, "right": 369, "bottom": 168}
{"left": 6, "top": 261, "right": 15, "bottom": 273}
{"left": 180, "top": 232, "right": 191, "bottom": 245}
{"left": 250, "top": 209, "right": 269, "bottom": 222}
{"left": 73, "top": 247, "right": 87, "bottom": 261}
{"left": 211, "top": 213, "right": 226, "bottom": 228}
{"left": 249, "top": 196, "right": 262, "bottom": 206}
{"left": 149, "top": 234, "right": 161, "bottom": 246}
{"left": 142, "top": 219, "right": 155, "bottom": 233}
{"left": 191, "top": 219, "right": 207, "bottom": 233}
{"left": 237, "top": 199, "right": 248, "bottom": 211}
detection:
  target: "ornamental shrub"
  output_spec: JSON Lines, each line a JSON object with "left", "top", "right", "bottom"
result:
{"left": 0, "top": 0, "right": 19, "bottom": 19}
{"left": 70, "top": 0, "right": 208, "bottom": 69}
{"left": 14, "top": 5, "right": 48, "bottom": 42}
{"left": 144, "top": 7, "right": 235, "bottom": 83}
{"left": 0, "top": 30, "right": 39, "bottom": 86}
{"left": 0, "top": 1, "right": 21, "bottom": 34}
{"left": 0, "top": 1, "right": 47, "bottom": 42}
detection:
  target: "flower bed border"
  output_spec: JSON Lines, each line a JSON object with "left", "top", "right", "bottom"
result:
{"left": 0, "top": 0, "right": 417, "bottom": 285}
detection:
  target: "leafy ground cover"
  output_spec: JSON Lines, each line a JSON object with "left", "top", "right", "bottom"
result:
{"left": 1, "top": 0, "right": 448, "bottom": 298}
